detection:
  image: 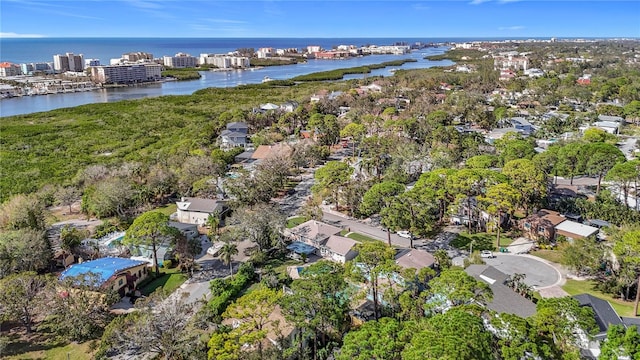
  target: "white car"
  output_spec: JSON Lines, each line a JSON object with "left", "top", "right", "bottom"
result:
{"left": 397, "top": 231, "right": 413, "bottom": 239}
{"left": 206, "top": 242, "right": 224, "bottom": 256}
{"left": 480, "top": 250, "right": 495, "bottom": 258}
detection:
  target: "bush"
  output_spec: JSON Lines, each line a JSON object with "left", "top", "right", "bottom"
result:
{"left": 162, "top": 260, "right": 173, "bottom": 269}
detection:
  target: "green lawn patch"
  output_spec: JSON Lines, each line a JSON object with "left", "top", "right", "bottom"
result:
{"left": 138, "top": 267, "right": 187, "bottom": 296}
{"left": 451, "top": 232, "right": 511, "bottom": 251}
{"left": 155, "top": 203, "right": 177, "bottom": 217}
{"left": 346, "top": 232, "right": 379, "bottom": 243}
{"left": 4, "top": 337, "right": 95, "bottom": 360}
{"left": 286, "top": 216, "right": 307, "bottom": 228}
{"left": 531, "top": 249, "right": 565, "bottom": 264}
{"left": 562, "top": 279, "right": 635, "bottom": 317}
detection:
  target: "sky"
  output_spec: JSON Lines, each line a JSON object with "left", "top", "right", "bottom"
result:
{"left": 1, "top": 0, "right": 639, "bottom": 39}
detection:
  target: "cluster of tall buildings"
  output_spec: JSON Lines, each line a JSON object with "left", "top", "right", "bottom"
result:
{"left": 53, "top": 52, "right": 85, "bottom": 73}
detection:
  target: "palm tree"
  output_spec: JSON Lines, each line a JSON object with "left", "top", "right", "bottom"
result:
{"left": 206, "top": 211, "right": 221, "bottom": 238}
{"left": 220, "top": 241, "right": 238, "bottom": 275}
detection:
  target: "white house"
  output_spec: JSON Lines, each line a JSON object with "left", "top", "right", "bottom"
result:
{"left": 175, "top": 197, "right": 226, "bottom": 225}
{"left": 322, "top": 235, "right": 359, "bottom": 263}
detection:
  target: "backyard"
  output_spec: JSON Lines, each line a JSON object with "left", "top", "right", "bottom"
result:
{"left": 138, "top": 267, "right": 188, "bottom": 296}
{"left": 450, "top": 232, "right": 514, "bottom": 251}
{"left": 562, "top": 279, "right": 635, "bottom": 317}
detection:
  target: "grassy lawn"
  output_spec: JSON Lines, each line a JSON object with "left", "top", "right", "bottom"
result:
{"left": 562, "top": 279, "right": 635, "bottom": 317}
{"left": 4, "top": 336, "right": 95, "bottom": 360}
{"left": 138, "top": 267, "right": 187, "bottom": 296}
{"left": 286, "top": 216, "right": 307, "bottom": 229}
{"left": 451, "top": 232, "right": 512, "bottom": 251}
{"left": 345, "top": 232, "right": 380, "bottom": 243}
{"left": 531, "top": 249, "right": 565, "bottom": 264}
{"left": 155, "top": 203, "right": 177, "bottom": 216}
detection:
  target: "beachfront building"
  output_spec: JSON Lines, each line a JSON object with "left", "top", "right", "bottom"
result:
{"left": 0, "top": 62, "right": 22, "bottom": 77}
{"left": 53, "top": 52, "right": 85, "bottom": 73}
{"left": 199, "top": 54, "right": 250, "bottom": 69}
{"left": 163, "top": 53, "right": 197, "bottom": 68}
{"left": 91, "top": 63, "right": 162, "bottom": 84}
{"left": 20, "top": 62, "right": 54, "bottom": 75}
{"left": 122, "top": 52, "right": 154, "bottom": 62}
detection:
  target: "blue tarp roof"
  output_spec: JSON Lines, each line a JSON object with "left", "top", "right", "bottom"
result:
{"left": 287, "top": 241, "right": 316, "bottom": 255}
{"left": 60, "top": 257, "right": 146, "bottom": 286}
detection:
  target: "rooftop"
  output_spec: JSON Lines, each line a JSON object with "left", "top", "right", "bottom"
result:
{"left": 574, "top": 293, "right": 623, "bottom": 338}
{"left": 60, "top": 257, "right": 146, "bottom": 286}
{"left": 395, "top": 248, "right": 436, "bottom": 270}
{"left": 176, "top": 197, "right": 223, "bottom": 213}
{"left": 555, "top": 220, "right": 599, "bottom": 238}
{"left": 465, "top": 264, "right": 537, "bottom": 318}
{"left": 324, "top": 235, "right": 358, "bottom": 256}
{"left": 290, "top": 220, "right": 342, "bottom": 242}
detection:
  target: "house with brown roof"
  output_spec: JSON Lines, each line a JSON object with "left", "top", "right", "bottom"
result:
{"left": 519, "top": 209, "right": 567, "bottom": 242}
{"left": 288, "top": 220, "right": 342, "bottom": 249}
{"left": 250, "top": 143, "right": 293, "bottom": 162}
{"left": 394, "top": 248, "right": 436, "bottom": 270}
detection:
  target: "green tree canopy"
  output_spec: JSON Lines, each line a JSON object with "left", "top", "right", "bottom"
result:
{"left": 123, "top": 211, "right": 173, "bottom": 275}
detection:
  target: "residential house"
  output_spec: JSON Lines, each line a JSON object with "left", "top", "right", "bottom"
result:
{"left": 510, "top": 117, "right": 534, "bottom": 135}
{"left": 465, "top": 264, "right": 537, "bottom": 318}
{"left": 597, "top": 114, "right": 625, "bottom": 123}
{"left": 394, "top": 248, "right": 436, "bottom": 271}
{"left": 288, "top": 220, "right": 342, "bottom": 249}
{"left": 322, "top": 235, "right": 359, "bottom": 263}
{"left": 175, "top": 197, "right": 226, "bottom": 225}
{"left": 250, "top": 143, "right": 294, "bottom": 162}
{"left": 260, "top": 103, "right": 280, "bottom": 111}
{"left": 287, "top": 220, "right": 359, "bottom": 263}
{"left": 519, "top": 209, "right": 567, "bottom": 242}
{"left": 60, "top": 257, "right": 149, "bottom": 297}
{"left": 554, "top": 220, "right": 599, "bottom": 241}
{"left": 591, "top": 121, "right": 621, "bottom": 134}
{"left": 219, "top": 121, "right": 249, "bottom": 150}
{"left": 573, "top": 293, "right": 636, "bottom": 358}
{"left": 280, "top": 100, "right": 299, "bottom": 113}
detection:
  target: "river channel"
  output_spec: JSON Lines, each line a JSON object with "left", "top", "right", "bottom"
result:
{"left": 0, "top": 48, "right": 452, "bottom": 117}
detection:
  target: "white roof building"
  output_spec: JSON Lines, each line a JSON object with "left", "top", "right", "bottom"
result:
{"left": 555, "top": 220, "right": 599, "bottom": 240}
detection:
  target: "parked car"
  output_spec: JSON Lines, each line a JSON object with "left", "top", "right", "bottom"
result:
{"left": 397, "top": 231, "right": 414, "bottom": 239}
{"left": 206, "top": 242, "right": 224, "bottom": 256}
{"left": 480, "top": 250, "right": 495, "bottom": 258}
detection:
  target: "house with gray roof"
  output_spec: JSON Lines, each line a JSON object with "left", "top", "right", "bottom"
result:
{"left": 174, "top": 197, "right": 226, "bottom": 225}
{"left": 220, "top": 122, "right": 249, "bottom": 150}
{"left": 286, "top": 220, "right": 359, "bottom": 263}
{"left": 465, "top": 264, "right": 537, "bottom": 318}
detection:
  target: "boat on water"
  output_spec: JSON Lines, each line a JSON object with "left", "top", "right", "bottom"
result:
{"left": 262, "top": 76, "right": 274, "bottom": 83}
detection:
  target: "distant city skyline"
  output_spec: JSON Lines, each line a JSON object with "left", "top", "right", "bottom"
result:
{"left": 1, "top": 0, "right": 639, "bottom": 39}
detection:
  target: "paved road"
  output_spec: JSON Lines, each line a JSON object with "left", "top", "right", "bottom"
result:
{"left": 322, "top": 210, "right": 412, "bottom": 248}
{"left": 483, "top": 254, "right": 560, "bottom": 289}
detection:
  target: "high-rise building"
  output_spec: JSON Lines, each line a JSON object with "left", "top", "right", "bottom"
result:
{"left": 163, "top": 53, "right": 197, "bottom": 68}
{"left": 53, "top": 53, "right": 85, "bottom": 73}
{"left": 0, "top": 62, "right": 22, "bottom": 77}
{"left": 122, "top": 52, "right": 153, "bottom": 62}
{"left": 199, "top": 54, "right": 250, "bottom": 69}
{"left": 91, "top": 63, "right": 162, "bottom": 84}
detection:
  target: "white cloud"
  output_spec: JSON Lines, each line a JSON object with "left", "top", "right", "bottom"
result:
{"left": 498, "top": 25, "right": 525, "bottom": 30}
{"left": 0, "top": 32, "right": 46, "bottom": 38}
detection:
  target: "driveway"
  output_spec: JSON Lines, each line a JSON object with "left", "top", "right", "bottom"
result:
{"left": 483, "top": 254, "right": 561, "bottom": 290}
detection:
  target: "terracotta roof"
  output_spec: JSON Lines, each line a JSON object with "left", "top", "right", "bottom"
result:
{"left": 251, "top": 143, "right": 293, "bottom": 160}
{"left": 324, "top": 235, "right": 358, "bottom": 256}
{"left": 537, "top": 209, "right": 566, "bottom": 226}
{"left": 0, "top": 62, "right": 16, "bottom": 68}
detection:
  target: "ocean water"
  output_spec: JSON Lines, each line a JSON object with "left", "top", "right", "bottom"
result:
{"left": 1, "top": 37, "right": 510, "bottom": 64}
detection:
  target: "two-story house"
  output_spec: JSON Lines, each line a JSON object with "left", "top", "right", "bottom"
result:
{"left": 220, "top": 122, "right": 249, "bottom": 150}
